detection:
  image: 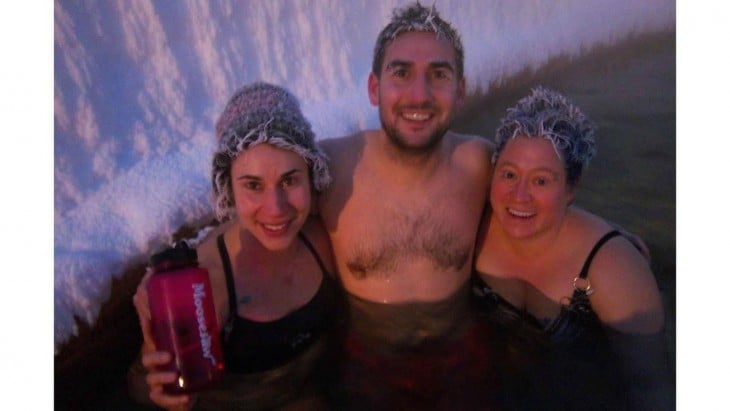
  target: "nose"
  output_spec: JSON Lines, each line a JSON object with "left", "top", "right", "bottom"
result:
{"left": 513, "top": 179, "right": 531, "bottom": 201}
{"left": 261, "top": 187, "right": 288, "bottom": 215}
{"left": 407, "top": 73, "right": 432, "bottom": 103}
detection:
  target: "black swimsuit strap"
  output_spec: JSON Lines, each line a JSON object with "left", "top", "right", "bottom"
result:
{"left": 552, "top": 230, "right": 623, "bottom": 332}
{"left": 217, "top": 232, "right": 328, "bottom": 315}
{"left": 577, "top": 230, "right": 622, "bottom": 279}
{"left": 216, "top": 234, "right": 238, "bottom": 315}
{"left": 297, "top": 232, "right": 329, "bottom": 277}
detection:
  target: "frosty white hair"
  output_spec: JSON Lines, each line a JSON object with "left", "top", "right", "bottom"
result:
{"left": 372, "top": 1, "right": 464, "bottom": 78}
{"left": 493, "top": 86, "right": 596, "bottom": 187}
{"left": 211, "top": 82, "right": 331, "bottom": 221}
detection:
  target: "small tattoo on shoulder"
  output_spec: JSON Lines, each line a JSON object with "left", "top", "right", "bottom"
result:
{"left": 239, "top": 295, "right": 251, "bottom": 304}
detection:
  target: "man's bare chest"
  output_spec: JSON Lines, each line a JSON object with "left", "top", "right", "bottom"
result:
{"left": 334, "top": 182, "right": 482, "bottom": 278}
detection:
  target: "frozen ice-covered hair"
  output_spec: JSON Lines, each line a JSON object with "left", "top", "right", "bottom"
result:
{"left": 494, "top": 87, "right": 596, "bottom": 187}
{"left": 211, "top": 82, "right": 331, "bottom": 221}
{"left": 372, "top": 2, "right": 464, "bottom": 78}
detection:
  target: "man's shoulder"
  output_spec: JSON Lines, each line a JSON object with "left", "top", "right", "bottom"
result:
{"left": 318, "top": 131, "right": 368, "bottom": 161}
{"left": 447, "top": 131, "right": 495, "bottom": 151}
{"left": 445, "top": 131, "right": 495, "bottom": 168}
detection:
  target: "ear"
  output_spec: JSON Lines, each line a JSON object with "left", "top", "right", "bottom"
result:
{"left": 367, "top": 72, "right": 379, "bottom": 106}
{"left": 309, "top": 192, "right": 320, "bottom": 216}
{"left": 566, "top": 179, "right": 579, "bottom": 205}
{"left": 309, "top": 177, "right": 321, "bottom": 216}
{"left": 456, "top": 77, "right": 466, "bottom": 108}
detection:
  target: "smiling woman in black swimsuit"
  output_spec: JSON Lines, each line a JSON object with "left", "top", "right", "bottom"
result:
{"left": 129, "top": 82, "right": 341, "bottom": 411}
{"left": 472, "top": 87, "right": 670, "bottom": 410}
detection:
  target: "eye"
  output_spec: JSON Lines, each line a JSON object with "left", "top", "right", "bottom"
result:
{"left": 243, "top": 180, "right": 262, "bottom": 191}
{"left": 431, "top": 69, "right": 451, "bottom": 81}
{"left": 281, "top": 174, "right": 300, "bottom": 188}
{"left": 501, "top": 170, "right": 516, "bottom": 180}
{"left": 392, "top": 68, "right": 409, "bottom": 79}
{"left": 533, "top": 175, "right": 555, "bottom": 187}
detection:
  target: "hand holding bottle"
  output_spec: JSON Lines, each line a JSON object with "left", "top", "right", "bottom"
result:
{"left": 142, "top": 350, "right": 196, "bottom": 411}
{"left": 132, "top": 268, "right": 194, "bottom": 410}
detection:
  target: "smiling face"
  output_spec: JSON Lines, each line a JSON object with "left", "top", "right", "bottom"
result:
{"left": 490, "top": 136, "right": 576, "bottom": 240}
{"left": 368, "top": 31, "right": 465, "bottom": 153}
{"left": 231, "top": 143, "right": 312, "bottom": 251}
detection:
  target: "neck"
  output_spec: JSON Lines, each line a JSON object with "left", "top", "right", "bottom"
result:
{"left": 492, "top": 217, "right": 562, "bottom": 263}
{"left": 238, "top": 228, "right": 303, "bottom": 268}
{"left": 374, "top": 130, "right": 447, "bottom": 179}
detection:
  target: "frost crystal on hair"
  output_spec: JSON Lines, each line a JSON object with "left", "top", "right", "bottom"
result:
{"left": 372, "top": 2, "right": 464, "bottom": 78}
{"left": 211, "top": 82, "right": 331, "bottom": 221}
{"left": 494, "top": 86, "right": 597, "bottom": 186}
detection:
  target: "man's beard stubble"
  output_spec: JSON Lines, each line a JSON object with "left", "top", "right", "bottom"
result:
{"left": 380, "top": 111, "right": 450, "bottom": 156}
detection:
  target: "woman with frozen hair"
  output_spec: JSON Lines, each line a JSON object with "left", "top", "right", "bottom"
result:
{"left": 472, "top": 87, "right": 670, "bottom": 409}
{"left": 129, "top": 82, "right": 341, "bottom": 410}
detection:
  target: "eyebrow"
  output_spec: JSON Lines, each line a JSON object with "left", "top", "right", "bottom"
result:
{"left": 498, "top": 162, "right": 560, "bottom": 177}
{"left": 235, "top": 168, "right": 303, "bottom": 181}
{"left": 385, "top": 59, "right": 455, "bottom": 72}
{"left": 429, "top": 61, "right": 456, "bottom": 72}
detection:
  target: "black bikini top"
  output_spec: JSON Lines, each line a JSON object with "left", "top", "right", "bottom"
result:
{"left": 216, "top": 233, "right": 337, "bottom": 374}
{"left": 472, "top": 230, "right": 622, "bottom": 343}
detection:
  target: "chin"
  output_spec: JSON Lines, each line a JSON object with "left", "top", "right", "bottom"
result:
{"left": 500, "top": 219, "right": 539, "bottom": 239}
{"left": 262, "top": 236, "right": 297, "bottom": 251}
{"left": 254, "top": 227, "right": 297, "bottom": 250}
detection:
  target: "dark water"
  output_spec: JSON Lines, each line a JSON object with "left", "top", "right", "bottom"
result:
{"left": 54, "top": 31, "right": 676, "bottom": 410}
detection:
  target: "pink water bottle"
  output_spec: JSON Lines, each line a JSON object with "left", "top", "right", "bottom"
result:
{"left": 147, "top": 241, "right": 225, "bottom": 394}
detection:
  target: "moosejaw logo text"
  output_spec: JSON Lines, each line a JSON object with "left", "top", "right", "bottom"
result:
{"left": 192, "top": 283, "right": 217, "bottom": 366}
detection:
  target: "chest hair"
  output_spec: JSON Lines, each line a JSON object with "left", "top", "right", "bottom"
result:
{"left": 346, "top": 207, "right": 471, "bottom": 278}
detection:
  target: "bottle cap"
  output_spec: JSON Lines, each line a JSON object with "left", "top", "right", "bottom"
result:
{"left": 150, "top": 240, "right": 198, "bottom": 268}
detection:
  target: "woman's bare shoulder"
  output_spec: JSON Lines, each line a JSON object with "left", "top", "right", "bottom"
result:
{"left": 573, "top": 211, "right": 664, "bottom": 334}
{"left": 196, "top": 219, "right": 237, "bottom": 271}
{"left": 447, "top": 132, "right": 495, "bottom": 175}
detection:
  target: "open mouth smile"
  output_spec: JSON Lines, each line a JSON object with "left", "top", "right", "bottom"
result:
{"left": 401, "top": 111, "right": 432, "bottom": 121}
{"left": 507, "top": 208, "right": 535, "bottom": 218}
{"left": 261, "top": 222, "right": 290, "bottom": 234}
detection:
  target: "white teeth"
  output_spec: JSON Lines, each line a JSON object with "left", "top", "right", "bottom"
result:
{"left": 508, "top": 209, "right": 534, "bottom": 218}
{"left": 402, "top": 112, "right": 430, "bottom": 121}
{"left": 264, "top": 223, "right": 286, "bottom": 231}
